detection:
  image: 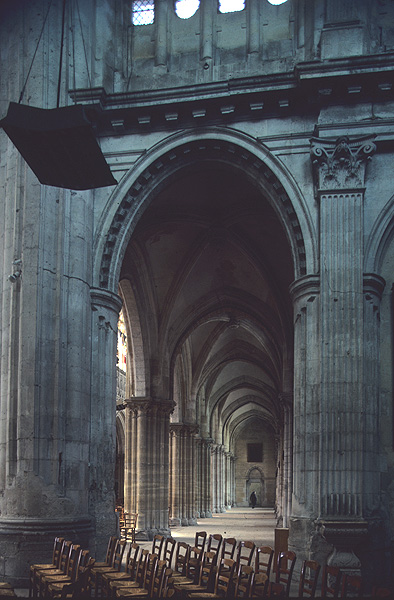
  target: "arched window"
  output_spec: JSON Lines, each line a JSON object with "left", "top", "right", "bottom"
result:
{"left": 175, "top": 0, "right": 200, "bottom": 19}
{"left": 218, "top": 0, "right": 245, "bottom": 14}
{"left": 132, "top": 0, "right": 154, "bottom": 25}
{"left": 267, "top": 0, "right": 289, "bottom": 5}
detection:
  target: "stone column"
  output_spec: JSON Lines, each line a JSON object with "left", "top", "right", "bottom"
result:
{"left": 200, "top": 438, "right": 213, "bottom": 518}
{"left": 154, "top": 0, "right": 168, "bottom": 68}
{"left": 247, "top": 0, "right": 260, "bottom": 56}
{"left": 200, "top": 0, "right": 214, "bottom": 63}
{"left": 124, "top": 397, "right": 174, "bottom": 539}
{"left": 169, "top": 423, "right": 198, "bottom": 526}
{"left": 306, "top": 135, "right": 378, "bottom": 572}
{"left": 90, "top": 289, "right": 123, "bottom": 554}
{"left": 195, "top": 437, "right": 202, "bottom": 518}
{"left": 289, "top": 276, "right": 320, "bottom": 537}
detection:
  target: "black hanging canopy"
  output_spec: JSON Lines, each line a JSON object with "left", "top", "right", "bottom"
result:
{"left": 0, "top": 102, "right": 117, "bottom": 190}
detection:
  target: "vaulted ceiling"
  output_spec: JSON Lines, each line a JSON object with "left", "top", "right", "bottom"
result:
{"left": 120, "top": 159, "right": 294, "bottom": 448}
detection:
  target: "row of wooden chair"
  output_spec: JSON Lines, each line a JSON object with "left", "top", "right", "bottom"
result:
{"left": 90, "top": 536, "right": 174, "bottom": 598}
{"left": 162, "top": 531, "right": 392, "bottom": 599}
{"left": 29, "top": 537, "right": 95, "bottom": 599}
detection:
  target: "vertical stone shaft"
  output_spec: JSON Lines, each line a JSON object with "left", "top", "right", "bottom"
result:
{"left": 200, "top": 0, "right": 214, "bottom": 61}
{"left": 248, "top": 0, "right": 260, "bottom": 55}
{"left": 155, "top": 0, "right": 168, "bottom": 67}
{"left": 125, "top": 398, "right": 173, "bottom": 538}
{"left": 310, "top": 135, "right": 376, "bottom": 519}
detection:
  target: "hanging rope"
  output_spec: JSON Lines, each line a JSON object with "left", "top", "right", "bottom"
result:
{"left": 57, "top": 0, "right": 67, "bottom": 108}
{"left": 19, "top": 0, "right": 54, "bottom": 103}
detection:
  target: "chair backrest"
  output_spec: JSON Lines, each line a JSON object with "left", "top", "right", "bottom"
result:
{"left": 341, "top": 573, "right": 363, "bottom": 598}
{"left": 58, "top": 540, "right": 73, "bottom": 574}
{"left": 52, "top": 537, "right": 65, "bottom": 568}
{"left": 105, "top": 536, "right": 118, "bottom": 566}
{"left": 111, "top": 539, "right": 127, "bottom": 571}
{"left": 173, "top": 542, "right": 190, "bottom": 576}
{"left": 233, "top": 563, "right": 254, "bottom": 598}
{"left": 298, "top": 559, "right": 321, "bottom": 598}
{"left": 134, "top": 549, "right": 150, "bottom": 586}
{"left": 152, "top": 534, "right": 164, "bottom": 558}
{"left": 65, "top": 545, "right": 81, "bottom": 579}
{"left": 195, "top": 531, "right": 207, "bottom": 552}
{"left": 196, "top": 551, "right": 217, "bottom": 589}
{"left": 163, "top": 537, "right": 176, "bottom": 567}
{"left": 60, "top": 557, "right": 95, "bottom": 600}
{"left": 187, "top": 546, "right": 203, "bottom": 580}
{"left": 221, "top": 537, "right": 237, "bottom": 560}
{"left": 255, "top": 546, "right": 274, "bottom": 579}
{"left": 143, "top": 553, "right": 159, "bottom": 596}
{"left": 125, "top": 542, "right": 140, "bottom": 577}
{"left": 151, "top": 559, "right": 167, "bottom": 597}
{"left": 160, "top": 567, "right": 174, "bottom": 599}
{"left": 212, "top": 558, "right": 236, "bottom": 598}
{"left": 321, "top": 564, "right": 342, "bottom": 598}
{"left": 206, "top": 534, "right": 223, "bottom": 556}
{"left": 275, "top": 550, "right": 297, "bottom": 597}
{"left": 236, "top": 540, "right": 255, "bottom": 567}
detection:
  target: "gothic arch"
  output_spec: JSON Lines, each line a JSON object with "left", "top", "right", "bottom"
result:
{"left": 93, "top": 127, "right": 316, "bottom": 293}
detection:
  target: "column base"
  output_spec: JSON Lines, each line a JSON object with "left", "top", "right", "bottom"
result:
{"left": 0, "top": 516, "right": 93, "bottom": 587}
{"left": 136, "top": 527, "right": 171, "bottom": 541}
{"left": 169, "top": 518, "right": 181, "bottom": 527}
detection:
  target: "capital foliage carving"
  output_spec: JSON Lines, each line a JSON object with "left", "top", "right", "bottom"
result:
{"left": 310, "top": 135, "right": 376, "bottom": 191}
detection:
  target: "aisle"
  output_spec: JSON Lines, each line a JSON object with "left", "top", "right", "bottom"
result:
{"left": 169, "top": 507, "right": 276, "bottom": 548}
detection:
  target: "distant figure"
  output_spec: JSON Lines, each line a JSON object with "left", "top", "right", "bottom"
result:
{"left": 250, "top": 490, "right": 257, "bottom": 508}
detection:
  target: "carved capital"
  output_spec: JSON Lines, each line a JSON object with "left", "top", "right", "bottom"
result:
{"left": 310, "top": 135, "right": 376, "bottom": 191}
{"left": 125, "top": 397, "right": 175, "bottom": 417}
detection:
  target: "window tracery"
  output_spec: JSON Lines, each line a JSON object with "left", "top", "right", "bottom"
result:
{"left": 132, "top": 0, "right": 154, "bottom": 25}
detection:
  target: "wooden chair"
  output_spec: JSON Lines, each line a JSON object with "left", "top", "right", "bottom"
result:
{"left": 233, "top": 564, "right": 254, "bottom": 599}
{"left": 95, "top": 536, "right": 118, "bottom": 569}
{"left": 254, "top": 546, "right": 274, "bottom": 581}
{"left": 236, "top": 540, "right": 255, "bottom": 568}
{"left": 29, "top": 537, "right": 65, "bottom": 598}
{"left": 270, "top": 550, "right": 296, "bottom": 598}
{"left": 45, "top": 550, "right": 90, "bottom": 600}
{"left": 34, "top": 541, "right": 73, "bottom": 598}
{"left": 121, "top": 513, "right": 138, "bottom": 543}
{"left": 221, "top": 538, "right": 237, "bottom": 561}
{"left": 115, "top": 553, "right": 158, "bottom": 598}
{"left": 341, "top": 573, "right": 363, "bottom": 598}
{"left": 162, "top": 537, "right": 177, "bottom": 568}
{"left": 160, "top": 567, "right": 174, "bottom": 599}
{"left": 174, "top": 550, "right": 217, "bottom": 596}
{"left": 58, "top": 558, "right": 96, "bottom": 600}
{"left": 321, "top": 564, "right": 342, "bottom": 598}
{"left": 109, "top": 549, "right": 150, "bottom": 599}
{"left": 40, "top": 544, "right": 81, "bottom": 599}
{"left": 195, "top": 531, "right": 207, "bottom": 553}
{"left": 185, "top": 557, "right": 236, "bottom": 599}
{"left": 102, "top": 543, "right": 140, "bottom": 597}
{"left": 151, "top": 534, "right": 165, "bottom": 559}
{"left": 298, "top": 560, "right": 321, "bottom": 598}
{"left": 185, "top": 546, "right": 204, "bottom": 583}
{"left": 171, "top": 542, "right": 190, "bottom": 578}
{"left": 92, "top": 538, "right": 127, "bottom": 597}
{"left": 206, "top": 534, "right": 223, "bottom": 557}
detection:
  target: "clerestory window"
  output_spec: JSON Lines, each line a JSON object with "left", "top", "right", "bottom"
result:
{"left": 132, "top": 0, "right": 154, "bottom": 25}
{"left": 175, "top": 0, "right": 200, "bottom": 19}
{"left": 218, "top": 0, "right": 245, "bottom": 13}
{"left": 267, "top": 0, "right": 289, "bottom": 5}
